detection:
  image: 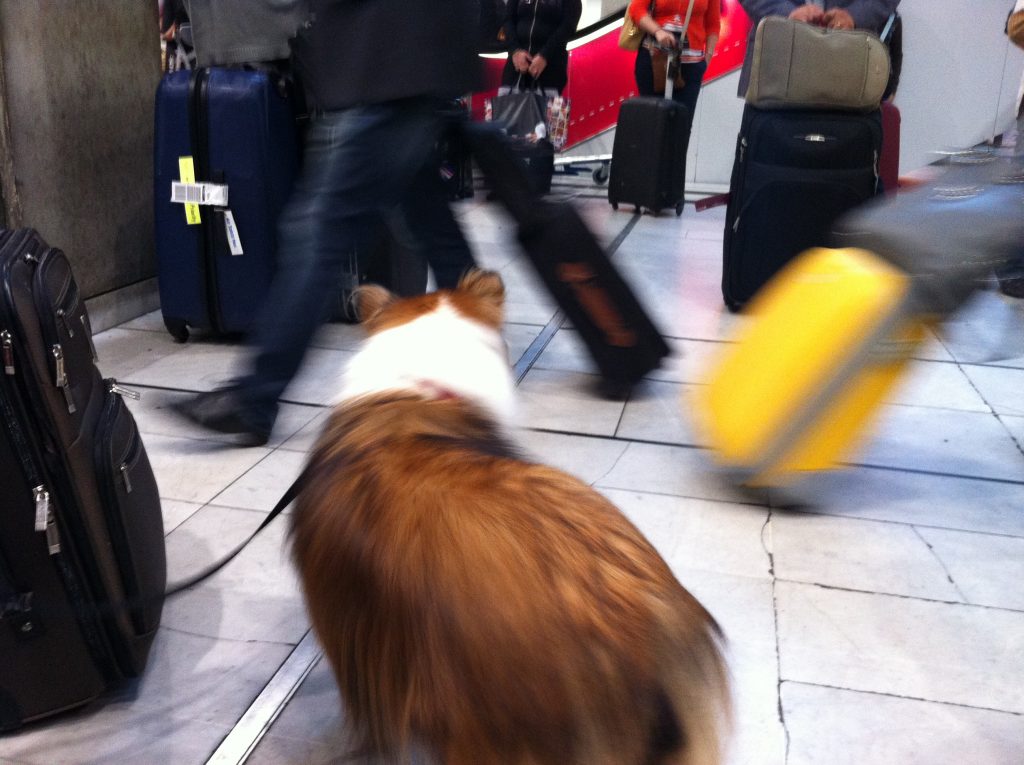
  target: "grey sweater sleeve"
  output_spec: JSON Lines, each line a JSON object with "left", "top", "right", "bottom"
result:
{"left": 185, "top": 0, "right": 311, "bottom": 67}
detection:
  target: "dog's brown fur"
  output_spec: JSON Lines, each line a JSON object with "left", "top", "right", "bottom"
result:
{"left": 291, "top": 272, "right": 729, "bottom": 765}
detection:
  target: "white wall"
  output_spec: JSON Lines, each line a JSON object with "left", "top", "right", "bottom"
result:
{"left": 682, "top": 0, "right": 1024, "bottom": 188}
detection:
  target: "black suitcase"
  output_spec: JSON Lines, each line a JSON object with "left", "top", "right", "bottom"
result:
{"left": 722, "top": 104, "right": 882, "bottom": 311}
{"left": 465, "top": 124, "right": 670, "bottom": 392}
{"left": 609, "top": 97, "right": 690, "bottom": 216}
{"left": 0, "top": 228, "right": 166, "bottom": 730}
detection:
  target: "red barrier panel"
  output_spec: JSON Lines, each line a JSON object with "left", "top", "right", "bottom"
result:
{"left": 476, "top": 1, "right": 751, "bottom": 152}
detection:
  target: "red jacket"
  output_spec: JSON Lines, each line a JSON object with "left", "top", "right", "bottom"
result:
{"left": 628, "top": 0, "right": 721, "bottom": 53}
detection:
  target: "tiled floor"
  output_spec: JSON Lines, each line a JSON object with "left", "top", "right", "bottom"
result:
{"left": 3, "top": 171, "right": 1024, "bottom": 764}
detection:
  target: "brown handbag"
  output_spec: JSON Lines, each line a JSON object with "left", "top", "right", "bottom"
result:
{"left": 618, "top": 1, "right": 655, "bottom": 51}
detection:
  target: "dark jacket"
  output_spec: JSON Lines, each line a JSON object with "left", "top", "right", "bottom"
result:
{"left": 501, "top": 0, "right": 582, "bottom": 93}
{"left": 293, "top": 0, "right": 482, "bottom": 111}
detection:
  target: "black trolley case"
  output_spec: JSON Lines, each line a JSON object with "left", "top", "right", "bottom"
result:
{"left": 0, "top": 229, "right": 166, "bottom": 730}
{"left": 467, "top": 125, "right": 670, "bottom": 391}
{"left": 609, "top": 96, "right": 691, "bottom": 216}
{"left": 721, "top": 105, "right": 883, "bottom": 312}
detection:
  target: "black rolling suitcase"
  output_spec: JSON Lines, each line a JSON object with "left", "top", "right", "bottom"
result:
{"left": 722, "top": 105, "right": 883, "bottom": 312}
{"left": 608, "top": 96, "right": 690, "bottom": 216}
{"left": 0, "top": 229, "right": 166, "bottom": 730}
{"left": 466, "top": 124, "right": 670, "bottom": 391}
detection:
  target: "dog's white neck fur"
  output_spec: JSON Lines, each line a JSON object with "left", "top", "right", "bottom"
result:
{"left": 337, "top": 300, "right": 516, "bottom": 426}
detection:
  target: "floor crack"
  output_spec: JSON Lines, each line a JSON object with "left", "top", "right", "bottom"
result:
{"left": 913, "top": 526, "right": 970, "bottom": 603}
{"left": 764, "top": 510, "right": 792, "bottom": 763}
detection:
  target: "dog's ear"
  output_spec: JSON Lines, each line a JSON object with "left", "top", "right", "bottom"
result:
{"left": 457, "top": 269, "right": 505, "bottom": 309}
{"left": 352, "top": 284, "right": 396, "bottom": 323}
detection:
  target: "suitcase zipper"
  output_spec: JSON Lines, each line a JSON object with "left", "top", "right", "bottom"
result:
{"left": 109, "top": 381, "right": 142, "bottom": 493}
{"left": 31, "top": 486, "right": 61, "bottom": 555}
{"left": 51, "top": 344, "right": 76, "bottom": 414}
{"left": 57, "top": 308, "right": 75, "bottom": 338}
{"left": 2, "top": 329, "right": 13, "bottom": 375}
{"left": 81, "top": 312, "right": 99, "bottom": 362}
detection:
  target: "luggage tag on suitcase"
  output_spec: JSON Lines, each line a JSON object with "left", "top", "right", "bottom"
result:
{"left": 690, "top": 246, "right": 933, "bottom": 487}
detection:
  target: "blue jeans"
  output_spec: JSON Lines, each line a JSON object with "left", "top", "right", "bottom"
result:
{"left": 236, "top": 98, "right": 475, "bottom": 429}
{"left": 634, "top": 49, "right": 707, "bottom": 120}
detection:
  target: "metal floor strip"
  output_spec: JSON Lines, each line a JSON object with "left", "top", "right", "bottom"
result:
{"left": 205, "top": 631, "right": 322, "bottom": 765}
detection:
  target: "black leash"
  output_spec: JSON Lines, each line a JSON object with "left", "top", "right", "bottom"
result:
{"left": 163, "top": 467, "right": 308, "bottom": 598}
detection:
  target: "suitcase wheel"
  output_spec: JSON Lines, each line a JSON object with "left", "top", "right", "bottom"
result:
{"left": 164, "top": 318, "right": 190, "bottom": 343}
{"left": 611, "top": 202, "right": 619, "bottom": 210}
{"left": 592, "top": 164, "right": 609, "bottom": 185}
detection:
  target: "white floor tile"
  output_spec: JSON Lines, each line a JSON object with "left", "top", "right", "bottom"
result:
{"left": 961, "top": 363, "right": 1024, "bottom": 417}
{"left": 596, "top": 441, "right": 770, "bottom": 506}
{"left": 517, "top": 368, "right": 625, "bottom": 436}
{"left": 163, "top": 505, "right": 307, "bottom": 643}
{"left": 146, "top": 434, "right": 272, "bottom": 504}
{"left": 771, "top": 513, "right": 964, "bottom": 602}
{"left": 915, "top": 526, "right": 1024, "bottom": 611}
{"left": 886, "top": 360, "right": 990, "bottom": 411}
{"left": 860, "top": 404, "right": 1024, "bottom": 481}
{"left": 160, "top": 499, "right": 201, "bottom": 534}
{"left": 210, "top": 448, "right": 308, "bottom": 513}
{"left": 670, "top": 568, "right": 786, "bottom": 765}
{"left": 776, "top": 581, "right": 1024, "bottom": 713}
{"left": 515, "top": 429, "right": 628, "bottom": 485}
{"left": 769, "top": 467, "right": 1024, "bottom": 538}
{"left": 123, "top": 338, "right": 249, "bottom": 392}
{"left": 93, "top": 327, "right": 184, "bottom": 380}
{"left": 604, "top": 489, "right": 771, "bottom": 580}
{"left": 617, "top": 379, "right": 699, "bottom": 445}
{"left": 783, "top": 682, "right": 1024, "bottom": 765}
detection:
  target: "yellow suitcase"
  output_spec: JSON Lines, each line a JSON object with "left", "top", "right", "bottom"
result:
{"left": 691, "top": 246, "right": 934, "bottom": 487}
{"left": 693, "top": 153, "right": 1024, "bottom": 487}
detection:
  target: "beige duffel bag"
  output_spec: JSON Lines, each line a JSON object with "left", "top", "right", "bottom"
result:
{"left": 745, "top": 16, "right": 891, "bottom": 112}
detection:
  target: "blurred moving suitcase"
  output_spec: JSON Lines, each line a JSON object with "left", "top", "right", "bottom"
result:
{"left": 609, "top": 97, "right": 690, "bottom": 216}
{"left": 696, "top": 154, "right": 1024, "bottom": 488}
{"left": 154, "top": 67, "right": 300, "bottom": 342}
{"left": 0, "top": 229, "right": 166, "bottom": 730}
{"left": 696, "top": 246, "right": 927, "bottom": 486}
{"left": 721, "top": 105, "right": 882, "bottom": 311}
{"left": 466, "top": 124, "right": 670, "bottom": 393}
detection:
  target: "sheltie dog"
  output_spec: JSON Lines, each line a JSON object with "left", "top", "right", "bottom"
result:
{"left": 291, "top": 270, "right": 730, "bottom": 765}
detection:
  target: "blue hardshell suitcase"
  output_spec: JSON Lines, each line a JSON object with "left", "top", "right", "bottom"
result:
{"left": 153, "top": 68, "right": 300, "bottom": 341}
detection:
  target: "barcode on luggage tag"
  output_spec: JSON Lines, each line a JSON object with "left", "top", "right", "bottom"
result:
{"left": 170, "top": 182, "right": 231, "bottom": 208}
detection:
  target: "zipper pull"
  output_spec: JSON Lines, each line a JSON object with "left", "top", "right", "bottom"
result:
{"left": 120, "top": 463, "right": 133, "bottom": 494}
{"left": 52, "top": 344, "right": 76, "bottom": 414}
{"left": 2, "top": 330, "right": 14, "bottom": 375}
{"left": 57, "top": 308, "right": 75, "bottom": 338}
{"left": 80, "top": 312, "right": 98, "bottom": 362}
{"left": 739, "top": 137, "right": 747, "bottom": 164}
{"left": 33, "top": 486, "right": 50, "bottom": 532}
{"left": 109, "top": 381, "right": 141, "bottom": 400}
{"left": 45, "top": 511, "right": 61, "bottom": 555}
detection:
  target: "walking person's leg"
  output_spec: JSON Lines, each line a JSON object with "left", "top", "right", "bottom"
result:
{"left": 175, "top": 100, "right": 448, "bottom": 442}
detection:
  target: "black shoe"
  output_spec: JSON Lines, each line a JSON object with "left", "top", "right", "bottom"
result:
{"left": 170, "top": 388, "right": 272, "bottom": 447}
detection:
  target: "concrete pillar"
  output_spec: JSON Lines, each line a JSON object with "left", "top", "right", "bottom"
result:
{"left": 0, "top": 1, "right": 161, "bottom": 328}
